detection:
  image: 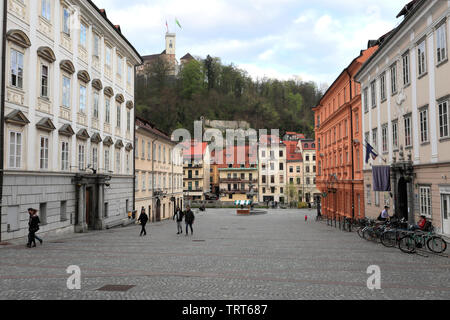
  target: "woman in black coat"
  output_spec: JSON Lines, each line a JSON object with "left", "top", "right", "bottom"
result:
{"left": 27, "top": 208, "right": 41, "bottom": 248}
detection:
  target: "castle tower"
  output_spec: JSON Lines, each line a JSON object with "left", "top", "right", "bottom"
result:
{"left": 165, "top": 32, "right": 176, "bottom": 55}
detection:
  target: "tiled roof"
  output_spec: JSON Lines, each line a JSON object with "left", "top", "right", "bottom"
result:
{"left": 215, "top": 145, "right": 258, "bottom": 168}
{"left": 135, "top": 116, "right": 172, "bottom": 142}
{"left": 182, "top": 141, "right": 208, "bottom": 159}
{"left": 284, "top": 141, "right": 302, "bottom": 162}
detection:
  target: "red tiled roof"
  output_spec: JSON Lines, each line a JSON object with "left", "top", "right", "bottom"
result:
{"left": 284, "top": 141, "right": 302, "bottom": 162}
{"left": 216, "top": 145, "right": 257, "bottom": 168}
{"left": 182, "top": 141, "right": 208, "bottom": 160}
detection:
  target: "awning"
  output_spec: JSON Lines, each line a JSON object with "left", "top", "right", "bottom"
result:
{"left": 234, "top": 200, "right": 252, "bottom": 206}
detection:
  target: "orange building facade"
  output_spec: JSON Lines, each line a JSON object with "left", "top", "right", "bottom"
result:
{"left": 313, "top": 44, "right": 378, "bottom": 221}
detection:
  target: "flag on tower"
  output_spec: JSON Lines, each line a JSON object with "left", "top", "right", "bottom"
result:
{"left": 166, "top": 20, "right": 169, "bottom": 32}
{"left": 175, "top": 18, "right": 182, "bottom": 29}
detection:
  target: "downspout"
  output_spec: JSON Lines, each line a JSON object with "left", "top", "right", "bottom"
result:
{"left": 151, "top": 137, "right": 159, "bottom": 222}
{"left": 132, "top": 66, "right": 136, "bottom": 213}
{"left": 346, "top": 69, "right": 355, "bottom": 226}
{"left": 0, "top": 0, "right": 8, "bottom": 242}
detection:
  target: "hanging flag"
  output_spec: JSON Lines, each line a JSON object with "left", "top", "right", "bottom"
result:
{"left": 166, "top": 20, "right": 169, "bottom": 32}
{"left": 365, "top": 142, "right": 378, "bottom": 164}
{"left": 175, "top": 18, "right": 182, "bottom": 29}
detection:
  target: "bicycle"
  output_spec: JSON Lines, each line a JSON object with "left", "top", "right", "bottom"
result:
{"left": 380, "top": 218, "right": 408, "bottom": 248}
{"left": 363, "top": 220, "right": 389, "bottom": 242}
{"left": 398, "top": 226, "right": 447, "bottom": 254}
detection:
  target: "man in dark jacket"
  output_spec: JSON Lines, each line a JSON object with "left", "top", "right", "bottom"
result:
{"left": 27, "top": 208, "right": 41, "bottom": 248}
{"left": 138, "top": 207, "right": 149, "bottom": 236}
{"left": 184, "top": 205, "right": 195, "bottom": 236}
{"left": 173, "top": 207, "right": 184, "bottom": 234}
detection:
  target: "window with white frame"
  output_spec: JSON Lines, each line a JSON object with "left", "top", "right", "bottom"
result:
{"left": 40, "top": 136, "right": 49, "bottom": 170}
{"left": 402, "top": 52, "right": 410, "bottom": 85}
{"left": 105, "top": 98, "right": 110, "bottom": 123}
{"left": 104, "top": 148, "right": 110, "bottom": 171}
{"left": 117, "top": 55, "right": 122, "bottom": 77}
{"left": 80, "top": 23, "right": 87, "bottom": 48}
{"left": 63, "top": 7, "right": 70, "bottom": 35}
{"left": 116, "top": 150, "right": 120, "bottom": 174}
{"left": 390, "top": 63, "right": 397, "bottom": 94}
{"left": 141, "top": 140, "right": 145, "bottom": 158}
{"left": 382, "top": 125, "right": 388, "bottom": 153}
{"left": 10, "top": 49, "right": 24, "bottom": 89}
{"left": 93, "top": 92, "right": 99, "bottom": 118}
{"left": 116, "top": 104, "right": 121, "bottom": 128}
{"left": 436, "top": 23, "right": 447, "bottom": 64}
{"left": 372, "top": 128, "right": 378, "bottom": 150}
{"left": 419, "top": 186, "right": 432, "bottom": 218}
{"left": 9, "top": 131, "right": 22, "bottom": 169}
{"left": 92, "top": 147, "right": 98, "bottom": 170}
{"left": 418, "top": 40, "right": 427, "bottom": 76}
{"left": 79, "top": 85, "right": 86, "bottom": 113}
{"left": 127, "top": 65, "right": 132, "bottom": 84}
{"left": 41, "top": 0, "right": 51, "bottom": 21}
{"left": 106, "top": 46, "right": 112, "bottom": 67}
{"left": 62, "top": 76, "right": 70, "bottom": 107}
{"left": 93, "top": 34, "right": 100, "bottom": 57}
{"left": 380, "top": 72, "right": 386, "bottom": 101}
{"left": 404, "top": 115, "right": 412, "bottom": 147}
{"left": 374, "top": 191, "right": 379, "bottom": 207}
{"left": 439, "top": 100, "right": 449, "bottom": 138}
{"left": 419, "top": 108, "right": 428, "bottom": 143}
{"left": 147, "top": 142, "right": 151, "bottom": 160}
{"left": 61, "top": 141, "right": 69, "bottom": 171}
{"left": 41, "top": 65, "right": 49, "bottom": 98}
{"left": 78, "top": 144, "right": 85, "bottom": 170}
{"left": 363, "top": 87, "right": 368, "bottom": 113}
{"left": 392, "top": 121, "right": 398, "bottom": 150}
{"left": 370, "top": 81, "right": 376, "bottom": 107}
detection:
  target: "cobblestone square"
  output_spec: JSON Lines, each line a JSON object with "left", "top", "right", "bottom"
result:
{"left": 0, "top": 209, "right": 449, "bottom": 300}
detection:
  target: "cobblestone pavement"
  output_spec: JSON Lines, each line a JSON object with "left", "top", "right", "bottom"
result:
{"left": 0, "top": 209, "right": 449, "bottom": 300}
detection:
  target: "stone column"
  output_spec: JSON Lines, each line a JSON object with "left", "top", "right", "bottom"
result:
{"left": 96, "top": 182, "right": 104, "bottom": 230}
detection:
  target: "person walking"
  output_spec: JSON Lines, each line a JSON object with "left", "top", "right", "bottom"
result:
{"left": 138, "top": 207, "right": 149, "bottom": 236}
{"left": 27, "top": 208, "right": 41, "bottom": 248}
{"left": 184, "top": 205, "right": 195, "bottom": 236}
{"left": 173, "top": 206, "right": 184, "bottom": 234}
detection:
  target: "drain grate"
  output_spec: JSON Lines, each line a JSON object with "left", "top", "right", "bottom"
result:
{"left": 192, "top": 240, "right": 205, "bottom": 242}
{"left": 51, "top": 241, "right": 65, "bottom": 243}
{"left": 97, "top": 285, "right": 135, "bottom": 292}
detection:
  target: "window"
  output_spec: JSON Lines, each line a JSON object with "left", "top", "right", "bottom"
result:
{"left": 436, "top": 23, "right": 447, "bottom": 64}
{"left": 62, "top": 76, "right": 70, "bottom": 107}
{"left": 375, "top": 191, "right": 380, "bottom": 207}
{"left": 92, "top": 147, "right": 98, "bottom": 170}
{"left": 363, "top": 87, "right": 368, "bottom": 112}
{"left": 392, "top": 121, "right": 398, "bottom": 150}
{"left": 439, "top": 100, "right": 449, "bottom": 138}
{"left": 60, "top": 201, "right": 67, "bottom": 222}
{"left": 147, "top": 142, "right": 151, "bottom": 160}
{"left": 126, "top": 153, "right": 130, "bottom": 174}
{"left": 141, "top": 140, "right": 145, "bottom": 158}
{"left": 127, "top": 110, "right": 131, "bottom": 132}
{"left": 106, "top": 46, "right": 112, "bottom": 66}
{"left": 382, "top": 125, "right": 388, "bottom": 153}
{"left": 61, "top": 141, "right": 69, "bottom": 171}
{"left": 80, "top": 23, "right": 87, "bottom": 48}
{"left": 93, "top": 34, "right": 100, "bottom": 57}
{"left": 355, "top": 114, "right": 359, "bottom": 133}
{"left": 40, "top": 136, "right": 49, "bottom": 169}
{"left": 372, "top": 128, "right": 378, "bottom": 149}
{"left": 390, "top": 63, "right": 397, "bottom": 94}
{"left": 63, "top": 7, "right": 70, "bottom": 35}
{"left": 116, "top": 150, "right": 121, "bottom": 174}
{"left": 127, "top": 65, "right": 132, "bottom": 84}
{"left": 404, "top": 115, "right": 412, "bottom": 147}
{"left": 78, "top": 145, "right": 85, "bottom": 170}
{"left": 279, "top": 162, "right": 284, "bottom": 170}
{"left": 116, "top": 104, "right": 121, "bottom": 128}
{"left": 419, "top": 186, "right": 432, "bottom": 218}
{"left": 418, "top": 40, "right": 427, "bottom": 76}
{"left": 93, "top": 92, "right": 99, "bottom": 118}
{"left": 419, "top": 108, "right": 428, "bottom": 143}
{"left": 10, "top": 49, "right": 24, "bottom": 89}
{"left": 104, "top": 149, "right": 110, "bottom": 171}
{"left": 41, "top": 65, "right": 49, "bottom": 98}
{"left": 117, "top": 55, "right": 122, "bottom": 76}
{"left": 370, "top": 81, "right": 376, "bottom": 107}
{"left": 402, "top": 52, "right": 410, "bottom": 85}
{"left": 380, "top": 72, "right": 386, "bottom": 101}
{"left": 79, "top": 85, "right": 86, "bottom": 113}
{"left": 39, "top": 203, "right": 47, "bottom": 225}
{"left": 41, "top": 0, "right": 51, "bottom": 20}
{"left": 9, "top": 131, "right": 22, "bottom": 169}
{"left": 105, "top": 99, "right": 110, "bottom": 123}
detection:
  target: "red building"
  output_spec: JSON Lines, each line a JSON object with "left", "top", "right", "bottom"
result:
{"left": 313, "top": 44, "right": 379, "bottom": 221}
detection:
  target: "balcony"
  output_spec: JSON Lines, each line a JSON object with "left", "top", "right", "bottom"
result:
{"left": 220, "top": 178, "right": 258, "bottom": 183}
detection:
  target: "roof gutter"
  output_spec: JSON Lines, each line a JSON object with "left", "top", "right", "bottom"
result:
{"left": 0, "top": 0, "right": 8, "bottom": 242}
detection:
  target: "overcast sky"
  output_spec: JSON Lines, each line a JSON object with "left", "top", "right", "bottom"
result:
{"left": 93, "top": 0, "right": 407, "bottom": 86}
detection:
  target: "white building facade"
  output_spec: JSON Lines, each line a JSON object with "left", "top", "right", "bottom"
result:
{"left": 356, "top": 0, "right": 450, "bottom": 236}
{"left": 0, "top": 0, "right": 142, "bottom": 241}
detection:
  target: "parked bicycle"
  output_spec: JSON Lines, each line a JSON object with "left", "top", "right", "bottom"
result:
{"left": 380, "top": 218, "right": 409, "bottom": 248}
{"left": 398, "top": 225, "right": 447, "bottom": 254}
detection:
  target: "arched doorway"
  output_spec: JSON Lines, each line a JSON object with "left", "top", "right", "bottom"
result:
{"left": 398, "top": 177, "right": 408, "bottom": 220}
{"left": 155, "top": 199, "right": 161, "bottom": 222}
